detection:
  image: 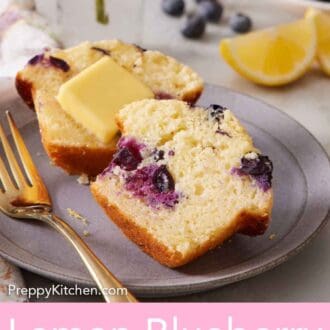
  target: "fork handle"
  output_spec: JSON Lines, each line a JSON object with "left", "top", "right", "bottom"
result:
{"left": 36, "top": 211, "right": 138, "bottom": 303}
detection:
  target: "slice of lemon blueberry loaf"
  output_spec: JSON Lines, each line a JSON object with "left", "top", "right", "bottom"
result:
{"left": 15, "top": 40, "right": 203, "bottom": 176}
{"left": 91, "top": 99, "right": 273, "bottom": 267}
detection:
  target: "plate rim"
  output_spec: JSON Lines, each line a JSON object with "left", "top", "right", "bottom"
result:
{"left": 0, "top": 82, "right": 329, "bottom": 297}
{"left": 1, "top": 211, "right": 329, "bottom": 298}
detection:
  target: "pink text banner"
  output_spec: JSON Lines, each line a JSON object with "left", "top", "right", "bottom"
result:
{"left": 0, "top": 303, "right": 329, "bottom": 330}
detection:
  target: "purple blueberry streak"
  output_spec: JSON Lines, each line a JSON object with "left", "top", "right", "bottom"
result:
{"left": 49, "top": 56, "right": 70, "bottom": 72}
{"left": 28, "top": 54, "right": 44, "bottom": 65}
{"left": 232, "top": 153, "right": 273, "bottom": 191}
{"left": 155, "top": 91, "right": 174, "bottom": 100}
{"left": 27, "top": 54, "right": 70, "bottom": 72}
{"left": 112, "top": 137, "right": 145, "bottom": 171}
{"left": 125, "top": 164, "right": 179, "bottom": 208}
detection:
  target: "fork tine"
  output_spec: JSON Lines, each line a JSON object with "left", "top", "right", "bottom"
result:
{"left": 0, "top": 116, "right": 26, "bottom": 188}
{"left": 0, "top": 155, "right": 15, "bottom": 191}
{"left": 6, "top": 111, "right": 43, "bottom": 186}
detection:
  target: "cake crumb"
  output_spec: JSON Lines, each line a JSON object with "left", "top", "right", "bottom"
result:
{"left": 83, "top": 230, "right": 90, "bottom": 237}
{"left": 77, "top": 174, "right": 90, "bottom": 185}
{"left": 67, "top": 208, "right": 89, "bottom": 226}
{"left": 269, "top": 233, "right": 276, "bottom": 240}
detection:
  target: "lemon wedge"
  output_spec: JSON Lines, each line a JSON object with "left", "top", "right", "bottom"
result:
{"left": 219, "top": 19, "right": 317, "bottom": 86}
{"left": 305, "top": 8, "right": 330, "bottom": 76}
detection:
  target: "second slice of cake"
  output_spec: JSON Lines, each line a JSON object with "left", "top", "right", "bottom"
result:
{"left": 91, "top": 99, "right": 273, "bottom": 267}
{"left": 15, "top": 40, "right": 203, "bottom": 176}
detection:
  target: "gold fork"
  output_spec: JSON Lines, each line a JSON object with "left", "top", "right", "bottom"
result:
{"left": 0, "top": 111, "right": 137, "bottom": 303}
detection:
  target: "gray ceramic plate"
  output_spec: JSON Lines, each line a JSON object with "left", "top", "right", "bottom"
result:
{"left": 0, "top": 81, "right": 329, "bottom": 298}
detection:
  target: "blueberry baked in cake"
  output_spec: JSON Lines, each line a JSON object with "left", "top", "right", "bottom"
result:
{"left": 91, "top": 99, "right": 273, "bottom": 267}
{"left": 15, "top": 40, "right": 203, "bottom": 176}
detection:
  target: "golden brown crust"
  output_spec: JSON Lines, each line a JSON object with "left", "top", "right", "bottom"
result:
{"left": 91, "top": 183, "right": 185, "bottom": 267}
{"left": 182, "top": 86, "right": 204, "bottom": 105}
{"left": 16, "top": 71, "right": 119, "bottom": 176}
{"left": 15, "top": 73, "right": 35, "bottom": 110}
{"left": 44, "top": 143, "right": 116, "bottom": 176}
{"left": 240, "top": 194, "right": 273, "bottom": 236}
{"left": 34, "top": 93, "right": 119, "bottom": 176}
{"left": 237, "top": 209, "right": 270, "bottom": 236}
{"left": 91, "top": 183, "right": 272, "bottom": 268}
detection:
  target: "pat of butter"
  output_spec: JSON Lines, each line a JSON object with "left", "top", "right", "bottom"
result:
{"left": 57, "top": 56, "right": 154, "bottom": 143}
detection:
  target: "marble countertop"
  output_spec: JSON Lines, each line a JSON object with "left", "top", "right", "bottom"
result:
{"left": 20, "top": 0, "right": 330, "bottom": 301}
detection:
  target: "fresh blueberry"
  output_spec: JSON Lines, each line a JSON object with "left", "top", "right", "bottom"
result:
{"left": 28, "top": 54, "right": 70, "bottom": 72}
{"left": 91, "top": 46, "right": 111, "bottom": 56}
{"left": 112, "top": 147, "right": 142, "bottom": 171}
{"left": 206, "top": 104, "right": 230, "bottom": 136}
{"left": 232, "top": 153, "right": 273, "bottom": 191}
{"left": 181, "top": 14, "right": 206, "bottom": 39}
{"left": 153, "top": 149, "right": 165, "bottom": 161}
{"left": 240, "top": 154, "right": 273, "bottom": 177}
{"left": 152, "top": 165, "right": 175, "bottom": 193}
{"left": 229, "top": 13, "right": 252, "bottom": 33}
{"left": 155, "top": 91, "right": 174, "bottom": 100}
{"left": 198, "top": 0, "right": 223, "bottom": 23}
{"left": 162, "top": 0, "right": 185, "bottom": 17}
{"left": 125, "top": 165, "right": 179, "bottom": 208}
{"left": 28, "top": 54, "right": 44, "bottom": 65}
{"left": 207, "top": 104, "right": 227, "bottom": 121}
{"left": 49, "top": 56, "right": 70, "bottom": 72}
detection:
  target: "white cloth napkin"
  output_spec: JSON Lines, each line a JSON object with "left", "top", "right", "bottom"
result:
{"left": 0, "top": 258, "right": 26, "bottom": 302}
{"left": 0, "top": 0, "right": 58, "bottom": 76}
{"left": 0, "top": 0, "right": 59, "bottom": 302}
